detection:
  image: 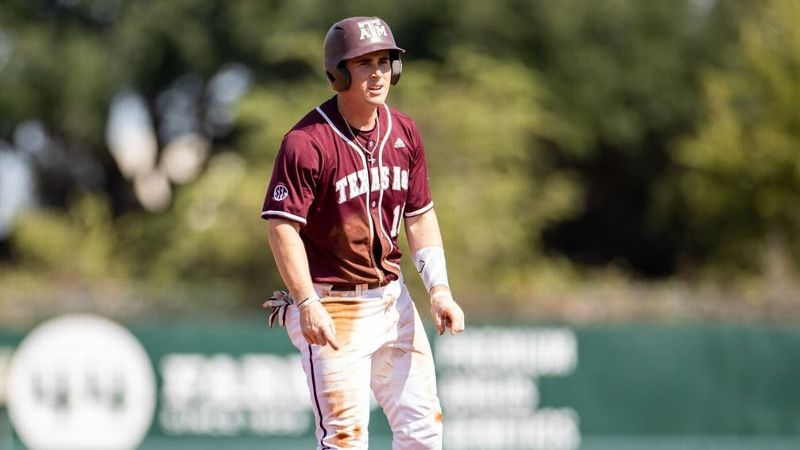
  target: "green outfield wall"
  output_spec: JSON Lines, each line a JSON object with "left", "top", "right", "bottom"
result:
{"left": 0, "top": 316, "right": 799, "bottom": 449}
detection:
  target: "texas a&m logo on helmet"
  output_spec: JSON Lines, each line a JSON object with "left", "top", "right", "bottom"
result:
{"left": 357, "top": 19, "right": 389, "bottom": 42}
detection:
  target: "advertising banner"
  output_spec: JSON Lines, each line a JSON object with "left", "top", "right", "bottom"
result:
{"left": 1, "top": 316, "right": 799, "bottom": 449}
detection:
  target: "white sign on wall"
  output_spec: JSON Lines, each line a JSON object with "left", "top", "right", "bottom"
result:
{"left": 159, "top": 353, "right": 312, "bottom": 436}
{"left": 0, "top": 346, "right": 12, "bottom": 406}
{"left": 6, "top": 315, "right": 157, "bottom": 450}
{"left": 436, "top": 327, "right": 580, "bottom": 450}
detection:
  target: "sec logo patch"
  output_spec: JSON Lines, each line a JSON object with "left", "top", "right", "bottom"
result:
{"left": 273, "top": 184, "right": 289, "bottom": 201}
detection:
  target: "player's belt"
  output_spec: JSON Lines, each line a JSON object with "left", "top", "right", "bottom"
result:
{"left": 329, "top": 278, "right": 394, "bottom": 292}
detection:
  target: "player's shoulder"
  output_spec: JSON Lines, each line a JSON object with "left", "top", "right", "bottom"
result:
{"left": 281, "top": 114, "right": 324, "bottom": 158}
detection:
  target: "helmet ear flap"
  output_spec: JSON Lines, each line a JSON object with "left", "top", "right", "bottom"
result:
{"left": 390, "top": 58, "right": 402, "bottom": 85}
{"left": 327, "top": 63, "right": 351, "bottom": 91}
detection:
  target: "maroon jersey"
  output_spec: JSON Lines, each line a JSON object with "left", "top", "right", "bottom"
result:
{"left": 261, "top": 97, "right": 433, "bottom": 285}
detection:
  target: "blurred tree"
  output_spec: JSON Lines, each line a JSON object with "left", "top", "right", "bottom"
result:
{"left": 12, "top": 194, "right": 125, "bottom": 280}
{"left": 0, "top": 0, "right": 480, "bottom": 306}
{"left": 444, "top": 0, "right": 753, "bottom": 276}
{"left": 389, "top": 51, "right": 581, "bottom": 300}
{"left": 0, "top": 0, "right": 787, "bottom": 316}
{"left": 667, "top": 0, "right": 800, "bottom": 272}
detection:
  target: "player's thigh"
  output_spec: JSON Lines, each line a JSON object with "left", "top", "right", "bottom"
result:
{"left": 300, "top": 342, "right": 373, "bottom": 449}
{"left": 287, "top": 304, "right": 379, "bottom": 448}
{"left": 371, "top": 290, "right": 441, "bottom": 427}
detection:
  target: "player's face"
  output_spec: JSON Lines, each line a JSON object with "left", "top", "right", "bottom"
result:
{"left": 343, "top": 50, "right": 392, "bottom": 107}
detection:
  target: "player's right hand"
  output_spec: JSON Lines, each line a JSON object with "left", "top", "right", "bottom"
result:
{"left": 299, "top": 301, "right": 340, "bottom": 350}
{"left": 430, "top": 289, "right": 465, "bottom": 336}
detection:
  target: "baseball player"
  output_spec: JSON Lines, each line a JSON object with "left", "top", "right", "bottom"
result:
{"left": 261, "top": 16, "right": 465, "bottom": 450}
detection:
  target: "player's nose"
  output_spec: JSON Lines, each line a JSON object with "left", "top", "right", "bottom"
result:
{"left": 369, "top": 63, "right": 388, "bottom": 78}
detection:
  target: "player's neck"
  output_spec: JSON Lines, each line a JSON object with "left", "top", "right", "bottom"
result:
{"left": 336, "top": 96, "right": 378, "bottom": 131}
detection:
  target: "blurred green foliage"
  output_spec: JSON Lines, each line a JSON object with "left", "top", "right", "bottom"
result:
{"left": 3, "top": 0, "right": 799, "bottom": 317}
{"left": 670, "top": 0, "right": 800, "bottom": 271}
{"left": 12, "top": 195, "right": 123, "bottom": 280}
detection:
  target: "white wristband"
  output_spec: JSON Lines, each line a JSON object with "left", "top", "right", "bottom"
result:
{"left": 296, "top": 293, "right": 321, "bottom": 310}
{"left": 413, "top": 246, "right": 449, "bottom": 293}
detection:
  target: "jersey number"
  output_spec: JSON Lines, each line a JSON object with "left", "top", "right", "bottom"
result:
{"left": 390, "top": 205, "right": 403, "bottom": 237}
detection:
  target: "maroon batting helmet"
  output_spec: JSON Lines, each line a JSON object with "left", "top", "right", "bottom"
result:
{"left": 323, "top": 16, "right": 405, "bottom": 91}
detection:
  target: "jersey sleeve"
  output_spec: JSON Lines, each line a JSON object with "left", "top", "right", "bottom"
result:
{"left": 261, "top": 130, "right": 321, "bottom": 224}
{"left": 403, "top": 123, "right": 434, "bottom": 217}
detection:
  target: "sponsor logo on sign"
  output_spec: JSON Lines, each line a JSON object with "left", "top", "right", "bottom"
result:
{"left": 7, "top": 315, "right": 156, "bottom": 450}
{"left": 273, "top": 184, "right": 289, "bottom": 201}
{"left": 158, "top": 353, "right": 381, "bottom": 436}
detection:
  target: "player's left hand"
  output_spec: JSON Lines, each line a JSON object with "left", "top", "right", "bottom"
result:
{"left": 429, "top": 288, "right": 465, "bottom": 336}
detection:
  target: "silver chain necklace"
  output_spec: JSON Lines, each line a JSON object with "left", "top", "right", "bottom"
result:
{"left": 342, "top": 111, "right": 380, "bottom": 165}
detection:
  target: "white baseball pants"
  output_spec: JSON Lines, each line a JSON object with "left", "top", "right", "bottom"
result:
{"left": 284, "top": 277, "right": 443, "bottom": 449}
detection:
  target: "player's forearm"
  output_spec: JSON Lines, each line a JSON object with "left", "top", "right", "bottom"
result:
{"left": 405, "top": 209, "right": 450, "bottom": 294}
{"left": 405, "top": 208, "right": 443, "bottom": 254}
{"left": 267, "top": 219, "right": 318, "bottom": 301}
